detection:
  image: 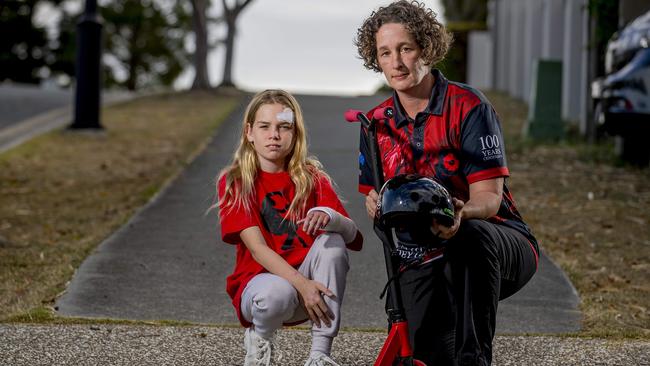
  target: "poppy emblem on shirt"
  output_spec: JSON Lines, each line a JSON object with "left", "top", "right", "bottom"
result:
{"left": 442, "top": 152, "right": 459, "bottom": 173}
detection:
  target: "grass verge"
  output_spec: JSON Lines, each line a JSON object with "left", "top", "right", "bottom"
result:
{"left": 0, "top": 90, "right": 240, "bottom": 321}
{"left": 487, "top": 91, "right": 650, "bottom": 339}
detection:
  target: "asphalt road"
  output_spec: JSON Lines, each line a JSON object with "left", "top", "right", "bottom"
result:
{"left": 0, "top": 83, "right": 72, "bottom": 130}
{"left": 55, "top": 94, "right": 581, "bottom": 334}
{"left": 0, "top": 83, "right": 132, "bottom": 154}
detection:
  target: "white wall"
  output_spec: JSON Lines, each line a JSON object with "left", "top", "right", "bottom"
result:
{"left": 562, "top": 0, "right": 589, "bottom": 127}
{"left": 523, "top": 0, "right": 544, "bottom": 104}
{"left": 475, "top": 0, "right": 590, "bottom": 133}
{"left": 542, "top": 0, "right": 565, "bottom": 60}
{"left": 468, "top": 32, "right": 494, "bottom": 89}
{"left": 494, "top": 0, "right": 510, "bottom": 91}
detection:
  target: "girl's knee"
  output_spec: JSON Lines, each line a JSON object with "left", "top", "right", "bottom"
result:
{"left": 316, "top": 233, "right": 349, "bottom": 264}
{"left": 251, "top": 279, "right": 298, "bottom": 317}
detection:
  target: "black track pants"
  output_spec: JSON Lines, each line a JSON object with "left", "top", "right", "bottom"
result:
{"left": 390, "top": 219, "right": 538, "bottom": 366}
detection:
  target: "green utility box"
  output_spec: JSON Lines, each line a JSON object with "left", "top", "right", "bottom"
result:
{"left": 526, "top": 60, "right": 565, "bottom": 140}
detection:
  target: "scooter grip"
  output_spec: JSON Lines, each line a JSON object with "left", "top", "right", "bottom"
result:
{"left": 344, "top": 109, "right": 364, "bottom": 123}
{"left": 373, "top": 107, "right": 392, "bottom": 120}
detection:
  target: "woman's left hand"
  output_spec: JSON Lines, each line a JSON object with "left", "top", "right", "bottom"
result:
{"left": 297, "top": 211, "right": 330, "bottom": 236}
{"left": 432, "top": 198, "right": 464, "bottom": 240}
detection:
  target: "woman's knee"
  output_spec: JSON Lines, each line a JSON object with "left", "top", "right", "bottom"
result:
{"left": 449, "top": 219, "right": 499, "bottom": 259}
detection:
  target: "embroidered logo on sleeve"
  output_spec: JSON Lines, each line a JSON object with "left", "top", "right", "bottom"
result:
{"left": 479, "top": 135, "right": 503, "bottom": 161}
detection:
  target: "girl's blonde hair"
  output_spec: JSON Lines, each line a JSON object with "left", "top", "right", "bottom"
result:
{"left": 218, "top": 89, "right": 331, "bottom": 220}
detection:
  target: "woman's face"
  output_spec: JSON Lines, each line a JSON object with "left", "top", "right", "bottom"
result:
{"left": 246, "top": 103, "right": 295, "bottom": 172}
{"left": 375, "top": 22, "right": 430, "bottom": 93}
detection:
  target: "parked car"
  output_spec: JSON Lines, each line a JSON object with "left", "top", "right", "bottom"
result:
{"left": 592, "top": 10, "right": 650, "bottom": 166}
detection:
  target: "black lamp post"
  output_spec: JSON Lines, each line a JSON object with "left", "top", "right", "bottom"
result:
{"left": 70, "top": 0, "right": 103, "bottom": 129}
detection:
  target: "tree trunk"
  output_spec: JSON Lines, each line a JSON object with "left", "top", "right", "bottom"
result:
{"left": 218, "top": 0, "right": 253, "bottom": 88}
{"left": 126, "top": 21, "right": 142, "bottom": 91}
{"left": 191, "top": 0, "right": 211, "bottom": 89}
{"left": 220, "top": 17, "right": 236, "bottom": 87}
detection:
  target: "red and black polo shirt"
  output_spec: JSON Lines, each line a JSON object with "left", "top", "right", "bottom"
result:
{"left": 358, "top": 69, "right": 538, "bottom": 255}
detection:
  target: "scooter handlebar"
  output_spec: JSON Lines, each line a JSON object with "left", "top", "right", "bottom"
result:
{"left": 372, "top": 107, "right": 393, "bottom": 121}
{"left": 345, "top": 107, "right": 393, "bottom": 124}
{"left": 344, "top": 109, "right": 365, "bottom": 123}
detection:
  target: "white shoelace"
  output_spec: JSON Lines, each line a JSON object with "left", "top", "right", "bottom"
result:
{"left": 305, "top": 353, "right": 341, "bottom": 366}
{"left": 253, "top": 337, "right": 272, "bottom": 365}
{"left": 244, "top": 329, "right": 282, "bottom": 366}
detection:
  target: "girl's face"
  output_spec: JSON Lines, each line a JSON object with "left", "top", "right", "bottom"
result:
{"left": 246, "top": 102, "right": 296, "bottom": 173}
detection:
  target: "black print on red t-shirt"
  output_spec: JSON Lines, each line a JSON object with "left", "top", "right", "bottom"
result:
{"left": 261, "top": 191, "right": 308, "bottom": 251}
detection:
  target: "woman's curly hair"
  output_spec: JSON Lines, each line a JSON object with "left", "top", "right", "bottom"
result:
{"left": 355, "top": 0, "right": 453, "bottom": 73}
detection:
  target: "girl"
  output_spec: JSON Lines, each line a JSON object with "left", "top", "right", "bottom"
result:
{"left": 217, "top": 89, "right": 363, "bottom": 366}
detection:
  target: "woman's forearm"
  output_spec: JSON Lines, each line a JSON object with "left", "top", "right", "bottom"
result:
{"left": 461, "top": 190, "right": 502, "bottom": 220}
{"left": 462, "top": 177, "right": 504, "bottom": 220}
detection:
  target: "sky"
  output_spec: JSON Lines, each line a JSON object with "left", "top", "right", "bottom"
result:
{"left": 35, "top": 0, "right": 445, "bottom": 96}
{"left": 175, "top": 0, "right": 445, "bottom": 95}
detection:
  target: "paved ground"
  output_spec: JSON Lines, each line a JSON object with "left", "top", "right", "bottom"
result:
{"left": 0, "top": 83, "right": 72, "bottom": 130}
{"left": 0, "top": 93, "right": 612, "bottom": 365}
{"left": 1, "top": 324, "right": 648, "bottom": 366}
{"left": 55, "top": 94, "right": 581, "bottom": 334}
{"left": 0, "top": 83, "right": 132, "bottom": 154}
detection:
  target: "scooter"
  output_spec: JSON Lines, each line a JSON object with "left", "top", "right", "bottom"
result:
{"left": 344, "top": 107, "right": 426, "bottom": 366}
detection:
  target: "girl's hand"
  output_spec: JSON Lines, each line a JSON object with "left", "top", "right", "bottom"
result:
{"left": 297, "top": 211, "right": 330, "bottom": 236}
{"left": 432, "top": 198, "right": 464, "bottom": 240}
{"left": 295, "top": 278, "right": 335, "bottom": 328}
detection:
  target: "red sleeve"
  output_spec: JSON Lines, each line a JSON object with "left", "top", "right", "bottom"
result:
{"left": 315, "top": 174, "right": 363, "bottom": 251}
{"left": 218, "top": 175, "right": 257, "bottom": 245}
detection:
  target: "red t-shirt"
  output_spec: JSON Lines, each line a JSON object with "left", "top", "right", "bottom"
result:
{"left": 218, "top": 170, "right": 362, "bottom": 327}
{"left": 358, "top": 69, "right": 538, "bottom": 258}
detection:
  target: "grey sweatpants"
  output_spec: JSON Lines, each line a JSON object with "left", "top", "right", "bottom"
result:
{"left": 240, "top": 232, "right": 350, "bottom": 355}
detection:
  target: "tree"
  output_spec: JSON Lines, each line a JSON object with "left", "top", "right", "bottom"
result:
{"left": 55, "top": 0, "right": 190, "bottom": 91}
{"left": 440, "top": 0, "right": 487, "bottom": 24}
{"left": 219, "top": 0, "right": 253, "bottom": 88}
{"left": 190, "top": 0, "right": 211, "bottom": 89}
{"left": 50, "top": 8, "right": 77, "bottom": 85}
{"left": 438, "top": 0, "right": 488, "bottom": 82}
{"left": 100, "top": 0, "right": 189, "bottom": 90}
{"left": 0, "top": 0, "right": 61, "bottom": 84}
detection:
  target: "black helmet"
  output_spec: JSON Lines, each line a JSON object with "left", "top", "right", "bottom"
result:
{"left": 377, "top": 174, "right": 455, "bottom": 229}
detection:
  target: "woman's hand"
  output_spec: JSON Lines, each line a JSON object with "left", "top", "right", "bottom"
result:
{"left": 365, "top": 189, "right": 379, "bottom": 219}
{"left": 294, "top": 277, "right": 335, "bottom": 328}
{"left": 432, "top": 198, "right": 464, "bottom": 239}
{"left": 297, "top": 211, "right": 330, "bottom": 236}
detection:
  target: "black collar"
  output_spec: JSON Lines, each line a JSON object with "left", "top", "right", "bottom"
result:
{"left": 392, "top": 69, "right": 448, "bottom": 128}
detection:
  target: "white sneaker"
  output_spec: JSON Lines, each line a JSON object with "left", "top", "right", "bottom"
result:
{"left": 243, "top": 327, "right": 277, "bottom": 366}
{"left": 303, "top": 352, "right": 341, "bottom": 366}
